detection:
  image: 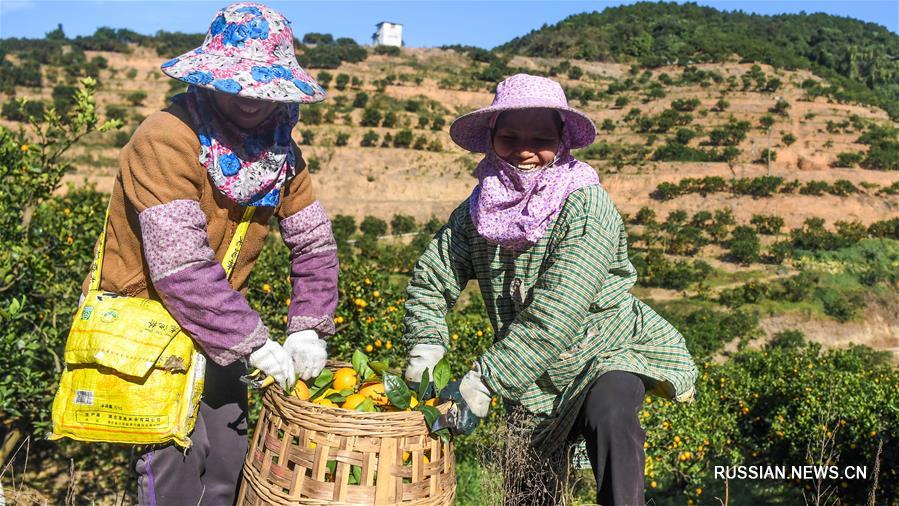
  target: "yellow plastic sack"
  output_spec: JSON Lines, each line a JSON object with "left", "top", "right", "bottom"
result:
{"left": 50, "top": 206, "right": 255, "bottom": 448}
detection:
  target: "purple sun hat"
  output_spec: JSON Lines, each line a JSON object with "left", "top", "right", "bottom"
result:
{"left": 159, "top": 2, "right": 325, "bottom": 104}
{"left": 450, "top": 73, "right": 596, "bottom": 153}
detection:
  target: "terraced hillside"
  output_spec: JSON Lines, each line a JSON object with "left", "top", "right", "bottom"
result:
{"left": 1, "top": 38, "right": 898, "bottom": 360}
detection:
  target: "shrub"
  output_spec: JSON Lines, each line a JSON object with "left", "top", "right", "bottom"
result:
{"left": 755, "top": 148, "right": 776, "bottom": 164}
{"left": 713, "top": 98, "right": 729, "bottom": 112}
{"left": 299, "top": 129, "right": 315, "bottom": 145}
{"left": 614, "top": 96, "right": 629, "bottom": 108}
{"left": 832, "top": 152, "right": 864, "bottom": 168}
{"left": 316, "top": 71, "right": 333, "bottom": 89}
{"left": 335, "top": 73, "right": 350, "bottom": 91}
{"left": 306, "top": 156, "right": 321, "bottom": 173}
{"left": 769, "top": 98, "right": 790, "bottom": 115}
{"left": 799, "top": 180, "right": 831, "bottom": 196}
{"left": 781, "top": 133, "right": 796, "bottom": 146}
{"left": 567, "top": 66, "right": 583, "bottom": 80}
{"left": 393, "top": 129, "right": 413, "bottom": 148}
{"left": 382, "top": 111, "right": 397, "bottom": 128}
{"left": 360, "top": 216, "right": 387, "bottom": 237}
{"left": 418, "top": 115, "right": 429, "bottom": 129}
{"left": 124, "top": 90, "right": 147, "bottom": 107}
{"left": 113, "top": 130, "right": 131, "bottom": 148}
{"left": 360, "top": 108, "right": 382, "bottom": 127}
{"left": 708, "top": 118, "right": 750, "bottom": 146}
{"left": 670, "top": 98, "right": 700, "bottom": 112}
{"left": 750, "top": 214, "right": 784, "bottom": 235}
{"left": 413, "top": 136, "right": 428, "bottom": 150}
{"left": 390, "top": 214, "right": 416, "bottom": 234}
{"left": 817, "top": 287, "right": 863, "bottom": 322}
{"left": 105, "top": 104, "right": 128, "bottom": 123}
{"left": 353, "top": 92, "right": 369, "bottom": 109}
{"left": 374, "top": 45, "right": 401, "bottom": 56}
{"left": 831, "top": 180, "right": 859, "bottom": 196}
{"left": 335, "top": 132, "right": 350, "bottom": 146}
{"left": 331, "top": 214, "right": 356, "bottom": 243}
{"left": 2, "top": 99, "right": 45, "bottom": 122}
{"left": 360, "top": 130, "right": 379, "bottom": 147}
{"left": 431, "top": 116, "right": 446, "bottom": 131}
{"left": 729, "top": 226, "right": 760, "bottom": 264}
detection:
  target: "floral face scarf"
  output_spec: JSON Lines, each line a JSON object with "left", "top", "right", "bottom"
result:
{"left": 179, "top": 85, "right": 298, "bottom": 206}
{"left": 469, "top": 117, "right": 600, "bottom": 251}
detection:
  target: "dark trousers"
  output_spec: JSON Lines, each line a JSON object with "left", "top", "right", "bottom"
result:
{"left": 136, "top": 360, "right": 249, "bottom": 506}
{"left": 573, "top": 370, "right": 647, "bottom": 506}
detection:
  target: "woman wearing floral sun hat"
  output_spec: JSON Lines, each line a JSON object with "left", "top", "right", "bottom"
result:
{"left": 82, "top": 3, "right": 336, "bottom": 504}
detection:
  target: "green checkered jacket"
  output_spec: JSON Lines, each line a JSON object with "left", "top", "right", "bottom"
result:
{"left": 404, "top": 185, "right": 697, "bottom": 455}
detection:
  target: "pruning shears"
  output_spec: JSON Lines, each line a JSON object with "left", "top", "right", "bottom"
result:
{"left": 240, "top": 368, "right": 276, "bottom": 389}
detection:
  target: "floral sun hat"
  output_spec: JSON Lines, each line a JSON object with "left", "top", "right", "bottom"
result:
{"left": 160, "top": 2, "right": 325, "bottom": 104}
{"left": 449, "top": 73, "right": 596, "bottom": 153}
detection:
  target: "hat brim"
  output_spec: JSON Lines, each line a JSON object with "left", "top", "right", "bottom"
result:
{"left": 449, "top": 103, "right": 596, "bottom": 153}
{"left": 160, "top": 49, "right": 326, "bottom": 104}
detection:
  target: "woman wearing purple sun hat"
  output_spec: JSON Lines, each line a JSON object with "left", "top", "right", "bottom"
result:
{"left": 403, "top": 74, "right": 698, "bottom": 505}
{"left": 85, "top": 3, "right": 337, "bottom": 504}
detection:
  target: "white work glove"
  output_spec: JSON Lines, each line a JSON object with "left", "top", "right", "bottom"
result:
{"left": 459, "top": 364, "right": 492, "bottom": 418}
{"left": 283, "top": 330, "right": 327, "bottom": 380}
{"left": 248, "top": 339, "right": 296, "bottom": 391}
{"left": 404, "top": 344, "right": 446, "bottom": 384}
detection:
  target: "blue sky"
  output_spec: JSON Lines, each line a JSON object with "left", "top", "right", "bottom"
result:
{"left": 0, "top": 1, "right": 896, "bottom": 47}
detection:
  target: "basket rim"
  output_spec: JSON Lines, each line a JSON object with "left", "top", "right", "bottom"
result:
{"left": 268, "top": 361, "right": 452, "bottom": 421}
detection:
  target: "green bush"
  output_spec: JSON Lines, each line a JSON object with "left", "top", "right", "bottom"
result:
{"left": 393, "top": 129, "right": 413, "bottom": 148}
{"left": 335, "top": 131, "right": 350, "bottom": 146}
{"left": 125, "top": 90, "right": 147, "bottom": 107}
{"left": 374, "top": 45, "right": 401, "bottom": 56}
{"left": 390, "top": 214, "right": 417, "bottom": 234}
{"left": 749, "top": 214, "right": 784, "bottom": 235}
{"left": 729, "top": 226, "right": 760, "bottom": 264}
{"left": 360, "top": 130, "right": 379, "bottom": 147}
{"left": 832, "top": 151, "right": 864, "bottom": 168}
{"left": 360, "top": 216, "right": 387, "bottom": 237}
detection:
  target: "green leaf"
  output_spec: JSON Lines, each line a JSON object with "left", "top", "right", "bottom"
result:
{"left": 433, "top": 358, "right": 450, "bottom": 395}
{"left": 309, "top": 369, "right": 334, "bottom": 400}
{"left": 418, "top": 368, "right": 430, "bottom": 400}
{"left": 415, "top": 404, "right": 441, "bottom": 429}
{"left": 326, "top": 460, "right": 337, "bottom": 477}
{"left": 355, "top": 397, "right": 377, "bottom": 412}
{"left": 352, "top": 349, "right": 375, "bottom": 380}
{"left": 350, "top": 465, "right": 362, "bottom": 485}
{"left": 369, "top": 360, "right": 390, "bottom": 375}
{"left": 435, "top": 427, "right": 451, "bottom": 443}
{"left": 325, "top": 389, "right": 348, "bottom": 404}
{"left": 382, "top": 371, "right": 412, "bottom": 410}
{"left": 352, "top": 349, "right": 368, "bottom": 374}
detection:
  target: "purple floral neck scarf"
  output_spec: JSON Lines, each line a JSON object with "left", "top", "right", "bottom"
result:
{"left": 469, "top": 127, "right": 600, "bottom": 251}
{"left": 179, "top": 86, "right": 298, "bottom": 206}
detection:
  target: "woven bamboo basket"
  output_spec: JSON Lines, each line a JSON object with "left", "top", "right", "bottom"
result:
{"left": 238, "top": 365, "right": 456, "bottom": 505}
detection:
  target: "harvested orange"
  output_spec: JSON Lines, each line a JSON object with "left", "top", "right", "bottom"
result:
{"left": 403, "top": 451, "right": 411, "bottom": 462}
{"left": 425, "top": 398, "right": 437, "bottom": 407}
{"left": 359, "top": 383, "right": 389, "bottom": 405}
{"left": 409, "top": 395, "right": 419, "bottom": 409}
{"left": 313, "top": 398, "right": 338, "bottom": 408}
{"left": 292, "top": 380, "right": 311, "bottom": 400}
{"left": 333, "top": 367, "right": 358, "bottom": 390}
{"left": 342, "top": 393, "right": 367, "bottom": 410}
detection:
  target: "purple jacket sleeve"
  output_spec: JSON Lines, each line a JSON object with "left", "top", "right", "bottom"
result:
{"left": 279, "top": 200, "right": 339, "bottom": 336}
{"left": 139, "top": 199, "right": 268, "bottom": 365}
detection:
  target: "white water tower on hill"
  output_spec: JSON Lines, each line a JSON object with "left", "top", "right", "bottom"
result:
{"left": 372, "top": 21, "right": 403, "bottom": 47}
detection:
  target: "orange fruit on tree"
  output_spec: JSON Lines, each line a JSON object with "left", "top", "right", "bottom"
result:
{"left": 342, "top": 393, "right": 367, "bottom": 410}
{"left": 292, "top": 380, "right": 311, "bottom": 401}
{"left": 359, "top": 383, "right": 389, "bottom": 406}
{"left": 333, "top": 368, "right": 358, "bottom": 390}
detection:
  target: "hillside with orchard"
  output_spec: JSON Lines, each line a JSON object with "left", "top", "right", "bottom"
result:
{"left": 1, "top": 2, "right": 898, "bottom": 504}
